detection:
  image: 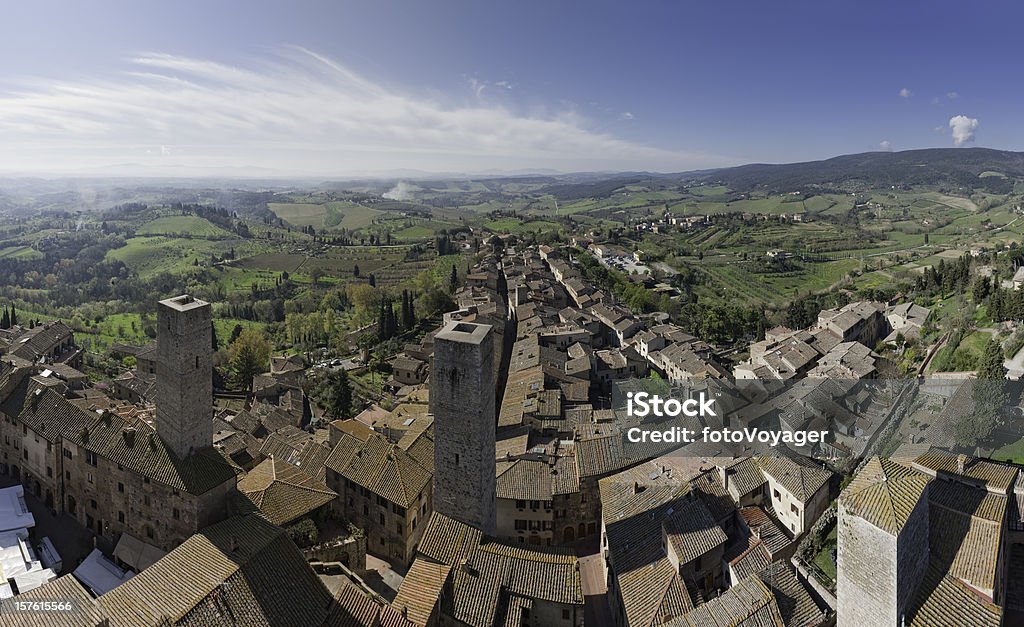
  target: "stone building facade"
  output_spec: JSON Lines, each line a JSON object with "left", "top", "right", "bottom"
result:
{"left": 429, "top": 321, "right": 496, "bottom": 535}
{"left": 155, "top": 295, "right": 214, "bottom": 459}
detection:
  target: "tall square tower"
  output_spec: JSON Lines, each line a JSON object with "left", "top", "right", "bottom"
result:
{"left": 156, "top": 295, "right": 213, "bottom": 459}
{"left": 430, "top": 321, "right": 496, "bottom": 535}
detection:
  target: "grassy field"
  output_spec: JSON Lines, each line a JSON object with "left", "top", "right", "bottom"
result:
{"left": 929, "top": 330, "right": 991, "bottom": 373}
{"left": 812, "top": 523, "right": 838, "bottom": 582}
{"left": 0, "top": 245, "right": 42, "bottom": 260}
{"left": 268, "top": 203, "right": 328, "bottom": 228}
{"left": 269, "top": 201, "right": 384, "bottom": 231}
{"left": 105, "top": 237, "right": 244, "bottom": 278}
{"left": 993, "top": 436, "right": 1024, "bottom": 465}
{"left": 137, "top": 215, "right": 234, "bottom": 238}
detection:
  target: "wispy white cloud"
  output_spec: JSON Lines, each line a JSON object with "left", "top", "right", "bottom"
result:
{"left": 879, "top": 140, "right": 892, "bottom": 151}
{"left": 949, "top": 114, "right": 979, "bottom": 146}
{"left": 947, "top": 91, "right": 958, "bottom": 100}
{"left": 0, "top": 48, "right": 708, "bottom": 175}
{"left": 899, "top": 87, "right": 913, "bottom": 99}
{"left": 620, "top": 111, "right": 635, "bottom": 120}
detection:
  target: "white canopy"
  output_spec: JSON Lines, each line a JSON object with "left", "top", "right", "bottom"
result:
{"left": 73, "top": 549, "right": 135, "bottom": 596}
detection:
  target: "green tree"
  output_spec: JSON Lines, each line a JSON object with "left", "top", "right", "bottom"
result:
{"left": 961, "top": 336, "right": 1009, "bottom": 448}
{"left": 227, "top": 329, "right": 272, "bottom": 391}
{"left": 315, "top": 368, "right": 353, "bottom": 420}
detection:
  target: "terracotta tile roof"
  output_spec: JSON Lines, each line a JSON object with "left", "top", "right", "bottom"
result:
{"left": 495, "top": 459, "right": 552, "bottom": 501}
{"left": 98, "top": 514, "right": 333, "bottom": 627}
{"left": 0, "top": 574, "right": 107, "bottom": 627}
{"left": 757, "top": 562, "right": 828, "bottom": 627}
{"left": 663, "top": 500, "right": 728, "bottom": 566}
{"left": 9, "top": 321, "right": 74, "bottom": 362}
{"left": 757, "top": 456, "right": 832, "bottom": 502}
{"left": 441, "top": 541, "right": 581, "bottom": 627}
{"left": 927, "top": 481, "right": 1006, "bottom": 595}
{"left": 416, "top": 512, "right": 483, "bottom": 565}
{"left": 721, "top": 457, "right": 766, "bottom": 500}
{"left": 677, "top": 575, "right": 784, "bottom": 627}
{"left": 326, "top": 433, "right": 431, "bottom": 509}
{"left": 322, "top": 583, "right": 380, "bottom": 627}
{"left": 840, "top": 456, "right": 930, "bottom": 535}
{"left": 20, "top": 387, "right": 237, "bottom": 495}
{"left": 392, "top": 559, "right": 451, "bottom": 626}
{"left": 683, "top": 475, "right": 732, "bottom": 529}
{"left": 237, "top": 457, "right": 337, "bottom": 526}
{"left": 913, "top": 452, "right": 1019, "bottom": 494}
{"left": 551, "top": 455, "right": 580, "bottom": 496}
{"left": 908, "top": 564, "right": 1003, "bottom": 627}
{"left": 737, "top": 507, "right": 792, "bottom": 557}
{"left": 404, "top": 513, "right": 582, "bottom": 627}
{"left": 728, "top": 539, "right": 772, "bottom": 584}
{"left": 615, "top": 558, "right": 694, "bottom": 627}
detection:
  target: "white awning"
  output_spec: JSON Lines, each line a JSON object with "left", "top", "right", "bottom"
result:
{"left": 73, "top": 549, "right": 134, "bottom": 596}
{"left": 113, "top": 533, "right": 166, "bottom": 572}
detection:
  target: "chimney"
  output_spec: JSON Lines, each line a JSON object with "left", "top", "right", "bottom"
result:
{"left": 719, "top": 465, "right": 728, "bottom": 490}
{"left": 957, "top": 454, "right": 967, "bottom": 475}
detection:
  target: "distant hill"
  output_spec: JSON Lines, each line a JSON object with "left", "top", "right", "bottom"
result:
{"left": 694, "top": 147, "right": 1024, "bottom": 193}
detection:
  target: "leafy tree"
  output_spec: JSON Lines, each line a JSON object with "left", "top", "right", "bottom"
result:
{"left": 315, "top": 368, "right": 353, "bottom": 420}
{"left": 961, "top": 335, "right": 1009, "bottom": 448}
{"left": 449, "top": 265, "right": 458, "bottom": 293}
{"left": 227, "top": 328, "right": 272, "bottom": 391}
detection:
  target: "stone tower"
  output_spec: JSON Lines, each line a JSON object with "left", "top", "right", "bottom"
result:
{"left": 430, "top": 321, "right": 496, "bottom": 535}
{"left": 837, "top": 457, "right": 930, "bottom": 627}
{"left": 156, "top": 295, "right": 213, "bottom": 460}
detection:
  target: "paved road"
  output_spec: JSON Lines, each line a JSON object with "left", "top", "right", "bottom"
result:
{"left": 364, "top": 554, "right": 405, "bottom": 601}
{"left": 1005, "top": 343, "right": 1024, "bottom": 380}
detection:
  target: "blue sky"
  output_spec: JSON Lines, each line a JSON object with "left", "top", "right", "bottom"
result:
{"left": 0, "top": 1, "right": 1018, "bottom": 175}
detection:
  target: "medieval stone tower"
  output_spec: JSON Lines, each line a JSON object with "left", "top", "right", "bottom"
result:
{"left": 156, "top": 295, "right": 213, "bottom": 459}
{"left": 837, "top": 457, "right": 930, "bottom": 627}
{"left": 430, "top": 321, "right": 496, "bottom": 535}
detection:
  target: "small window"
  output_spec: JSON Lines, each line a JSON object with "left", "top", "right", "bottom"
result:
{"left": 173, "top": 508, "right": 180, "bottom": 520}
{"left": 118, "top": 483, "right": 124, "bottom": 493}
{"left": 118, "top": 511, "right": 125, "bottom": 523}
{"left": 379, "top": 513, "right": 385, "bottom": 525}
{"left": 195, "top": 355, "right": 199, "bottom": 368}
{"left": 562, "top": 609, "right": 571, "bottom": 621}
